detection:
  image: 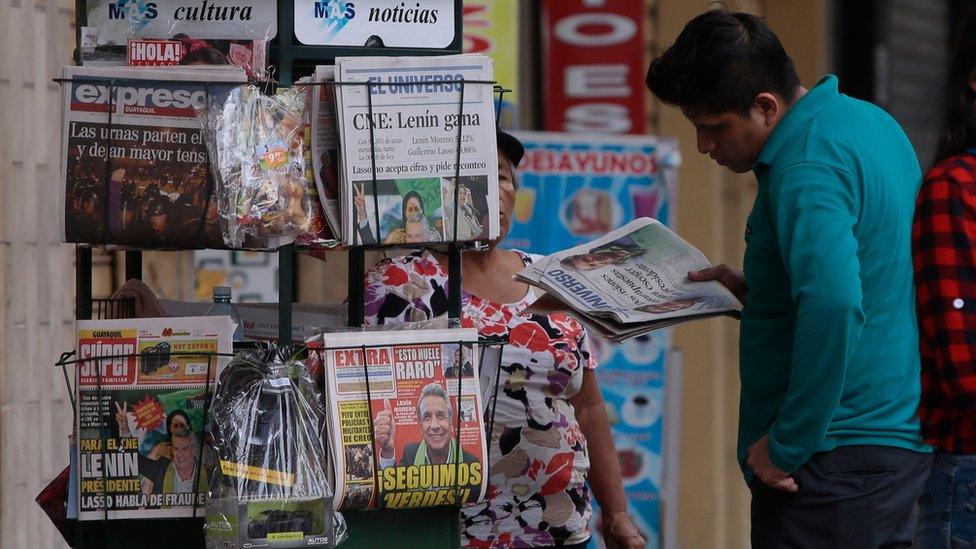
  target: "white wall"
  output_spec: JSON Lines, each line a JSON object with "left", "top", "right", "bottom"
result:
{"left": 0, "top": 1, "right": 77, "bottom": 547}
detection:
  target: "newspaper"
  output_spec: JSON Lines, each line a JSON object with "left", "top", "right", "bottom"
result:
{"left": 516, "top": 218, "right": 742, "bottom": 341}
{"left": 74, "top": 316, "right": 233, "bottom": 520}
{"left": 314, "top": 328, "right": 488, "bottom": 511}
{"left": 295, "top": 75, "right": 338, "bottom": 248}
{"left": 60, "top": 65, "right": 246, "bottom": 248}
{"left": 310, "top": 65, "right": 343, "bottom": 238}
{"left": 333, "top": 54, "right": 499, "bottom": 246}
{"left": 126, "top": 38, "right": 267, "bottom": 79}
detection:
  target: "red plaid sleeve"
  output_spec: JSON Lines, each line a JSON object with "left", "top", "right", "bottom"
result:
{"left": 912, "top": 153, "right": 976, "bottom": 453}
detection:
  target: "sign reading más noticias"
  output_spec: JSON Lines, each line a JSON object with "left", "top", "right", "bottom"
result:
{"left": 294, "top": 0, "right": 456, "bottom": 47}
{"left": 85, "top": 0, "right": 278, "bottom": 46}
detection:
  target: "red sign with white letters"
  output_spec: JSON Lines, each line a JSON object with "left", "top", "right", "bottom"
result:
{"left": 542, "top": 0, "right": 645, "bottom": 135}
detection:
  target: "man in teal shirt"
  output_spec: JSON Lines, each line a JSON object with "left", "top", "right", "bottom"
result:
{"left": 646, "top": 9, "right": 931, "bottom": 548}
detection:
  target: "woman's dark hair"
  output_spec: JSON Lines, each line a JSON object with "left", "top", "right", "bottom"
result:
{"left": 645, "top": 9, "right": 800, "bottom": 115}
{"left": 401, "top": 191, "right": 424, "bottom": 222}
{"left": 166, "top": 409, "right": 191, "bottom": 438}
{"left": 934, "top": 9, "right": 976, "bottom": 165}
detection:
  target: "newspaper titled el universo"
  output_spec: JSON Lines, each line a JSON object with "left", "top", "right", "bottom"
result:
{"left": 334, "top": 54, "right": 499, "bottom": 246}
{"left": 518, "top": 218, "right": 742, "bottom": 337}
{"left": 59, "top": 66, "right": 245, "bottom": 248}
{"left": 74, "top": 316, "right": 232, "bottom": 520}
{"left": 315, "top": 328, "right": 487, "bottom": 511}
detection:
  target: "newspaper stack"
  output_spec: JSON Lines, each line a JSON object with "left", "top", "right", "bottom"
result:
{"left": 59, "top": 65, "right": 246, "bottom": 248}
{"left": 314, "top": 328, "right": 488, "bottom": 511}
{"left": 333, "top": 54, "right": 499, "bottom": 246}
{"left": 73, "top": 316, "right": 233, "bottom": 519}
{"left": 516, "top": 218, "right": 743, "bottom": 341}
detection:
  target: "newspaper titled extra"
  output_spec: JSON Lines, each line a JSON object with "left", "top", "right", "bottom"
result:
{"left": 74, "top": 316, "right": 233, "bottom": 520}
{"left": 517, "top": 218, "right": 742, "bottom": 340}
{"left": 313, "top": 328, "right": 488, "bottom": 511}
{"left": 334, "top": 54, "right": 499, "bottom": 246}
{"left": 60, "top": 65, "right": 246, "bottom": 248}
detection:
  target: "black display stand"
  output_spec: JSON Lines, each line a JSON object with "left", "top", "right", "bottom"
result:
{"left": 64, "top": 1, "right": 481, "bottom": 547}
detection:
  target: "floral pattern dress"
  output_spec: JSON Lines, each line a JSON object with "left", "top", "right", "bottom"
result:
{"left": 364, "top": 250, "right": 597, "bottom": 548}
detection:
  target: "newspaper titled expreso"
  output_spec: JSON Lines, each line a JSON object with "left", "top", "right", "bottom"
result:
{"left": 334, "top": 54, "right": 499, "bottom": 246}
{"left": 517, "top": 218, "right": 742, "bottom": 340}
{"left": 59, "top": 65, "right": 246, "bottom": 248}
{"left": 74, "top": 316, "right": 233, "bottom": 520}
{"left": 315, "top": 328, "right": 487, "bottom": 511}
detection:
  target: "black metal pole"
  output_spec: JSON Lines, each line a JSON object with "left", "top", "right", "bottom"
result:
{"left": 76, "top": 247, "right": 92, "bottom": 320}
{"left": 448, "top": 244, "right": 462, "bottom": 327}
{"left": 279, "top": 246, "right": 293, "bottom": 343}
{"left": 348, "top": 248, "right": 365, "bottom": 327}
{"left": 277, "top": 0, "right": 293, "bottom": 85}
{"left": 124, "top": 250, "right": 142, "bottom": 281}
{"left": 275, "top": 0, "right": 294, "bottom": 345}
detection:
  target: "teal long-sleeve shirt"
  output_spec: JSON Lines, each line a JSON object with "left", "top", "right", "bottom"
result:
{"left": 739, "top": 75, "right": 929, "bottom": 478}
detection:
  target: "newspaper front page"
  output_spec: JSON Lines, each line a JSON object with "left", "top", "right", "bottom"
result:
{"left": 75, "top": 316, "right": 232, "bottom": 520}
{"left": 334, "top": 54, "right": 499, "bottom": 246}
{"left": 60, "top": 65, "right": 246, "bottom": 248}
{"left": 316, "top": 328, "right": 487, "bottom": 511}
{"left": 517, "top": 218, "right": 741, "bottom": 340}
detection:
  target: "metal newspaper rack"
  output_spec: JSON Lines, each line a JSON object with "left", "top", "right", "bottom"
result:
{"left": 58, "top": 74, "right": 511, "bottom": 549}
{"left": 62, "top": 0, "right": 502, "bottom": 545}
{"left": 54, "top": 330, "right": 509, "bottom": 547}
{"left": 286, "top": 75, "right": 512, "bottom": 545}
{"left": 53, "top": 341, "right": 330, "bottom": 548}
{"left": 304, "top": 76, "right": 510, "bottom": 329}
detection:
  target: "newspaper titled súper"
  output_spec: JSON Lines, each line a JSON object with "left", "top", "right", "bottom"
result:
{"left": 516, "top": 218, "right": 742, "bottom": 341}
{"left": 74, "top": 316, "right": 233, "bottom": 520}
{"left": 334, "top": 54, "right": 499, "bottom": 246}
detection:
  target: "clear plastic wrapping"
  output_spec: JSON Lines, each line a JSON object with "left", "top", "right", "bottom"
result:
{"left": 205, "top": 349, "right": 345, "bottom": 548}
{"left": 198, "top": 85, "right": 315, "bottom": 248}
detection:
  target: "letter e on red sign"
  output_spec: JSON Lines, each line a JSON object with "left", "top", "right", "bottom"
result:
{"left": 542, "top": 0, "right": 645, "bottom": 135}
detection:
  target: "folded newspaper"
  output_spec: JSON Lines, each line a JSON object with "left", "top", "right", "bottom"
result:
{"left": 310, "top": 65, "right": 343, "bottom": 238}
{"left": 312, "top": 328, "right": 488, "bottom": 511}
{"left": 516, "top": 218, "right": 743, "bottom": 341}
{"left": 333, "top": 54, "right": 499, "bottom": 246}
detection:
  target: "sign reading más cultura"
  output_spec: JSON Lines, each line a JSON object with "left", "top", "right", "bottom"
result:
{"left": 85, "top": 0, "right": 278, "bottom": 46}
{"left": 294, "top": 0, "right": 456, "bottom": 48}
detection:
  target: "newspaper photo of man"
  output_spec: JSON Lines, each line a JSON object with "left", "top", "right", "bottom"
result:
{"left": 375, "top": 383, "right": 479, "bottom": 468}
{"left": 560, "top": 232, "right": 647, "bottom": 271}
{"left": 162, "top": 428, "right": 208, "bottom": 495}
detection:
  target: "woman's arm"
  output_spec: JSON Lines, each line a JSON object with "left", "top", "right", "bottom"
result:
{"left": 572, "top": 369, "right": 645, "bottom": 549}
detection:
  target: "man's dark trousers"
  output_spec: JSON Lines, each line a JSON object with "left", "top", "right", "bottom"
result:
{"left": 751, "top": 445, "right": 933, "bottom": 548}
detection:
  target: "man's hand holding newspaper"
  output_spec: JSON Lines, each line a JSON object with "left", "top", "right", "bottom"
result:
{"left": 688, "top": 264, "right": 748, "bottom": 304}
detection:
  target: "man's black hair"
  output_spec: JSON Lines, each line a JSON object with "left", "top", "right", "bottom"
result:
{"left": 645, "top": 9, "right": 800, "bottom": 115}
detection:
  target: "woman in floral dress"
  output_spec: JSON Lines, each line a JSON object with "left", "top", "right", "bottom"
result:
{"left": 363, "top": 132, "right": 644, "bottom": 549}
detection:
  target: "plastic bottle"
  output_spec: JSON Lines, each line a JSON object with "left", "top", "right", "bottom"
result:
{"left": 206, "top": 286, "right": 244, "bottom": 341}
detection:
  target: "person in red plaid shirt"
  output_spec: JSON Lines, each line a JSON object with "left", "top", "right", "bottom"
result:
{"left": 913, "top": 13, "right": 976, "bottom": 548}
